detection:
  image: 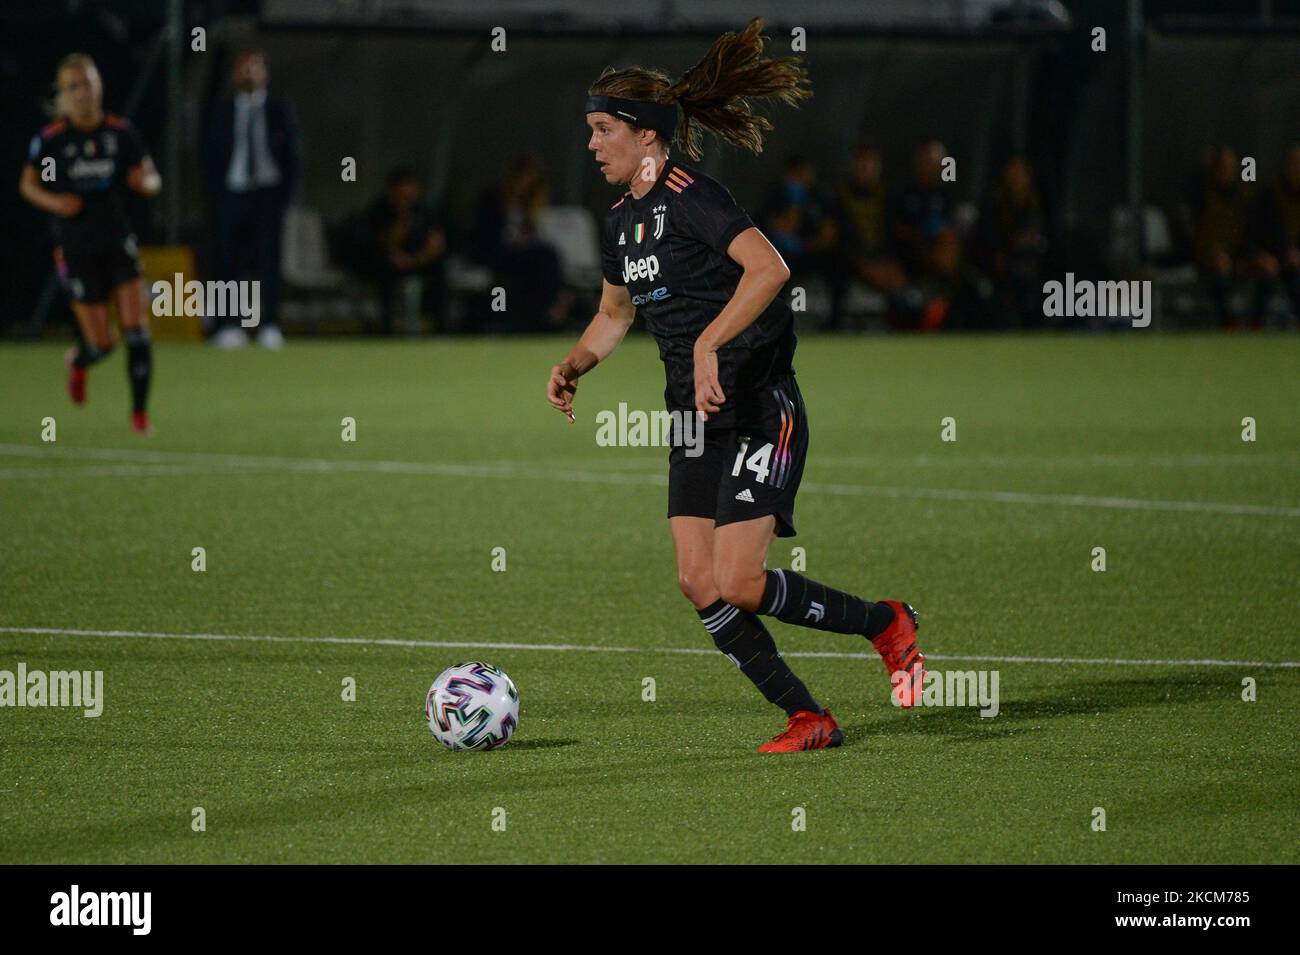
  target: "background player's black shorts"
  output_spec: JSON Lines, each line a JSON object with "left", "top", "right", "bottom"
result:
{"left": 55, "top": 234, "right": 142, "bottom": 303}
{"left": 666, "top": 373, "right": 809, "bottom": 538}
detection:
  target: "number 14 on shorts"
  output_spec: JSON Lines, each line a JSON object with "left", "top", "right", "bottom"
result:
{"left": 732, "top": 436, "right": 774, "bottom": 484}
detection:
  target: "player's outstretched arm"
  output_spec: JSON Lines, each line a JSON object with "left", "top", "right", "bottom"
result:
{"left": 547, "top": 280, "right": 635, "bottom": 422}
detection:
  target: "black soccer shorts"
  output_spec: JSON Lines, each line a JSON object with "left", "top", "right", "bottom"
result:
{"left": 666, "top": 374, "right": 809, "bottom": 538}
{"left": 55, "top": 234, "right": 142, "bottom": 304}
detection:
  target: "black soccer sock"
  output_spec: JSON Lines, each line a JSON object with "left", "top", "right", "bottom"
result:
{"left": 124, "top": 327, "right": 152, "bottom": 413}
{"left": 758, "top": 568, "right": 895, "bottom": 639}
{"left": 865, "top": 600, "right": 897, "bottom": 640}
{"left": 73, "top": 340, "right": 112, "bottom": 369}
{"left": 697, "top": 598, "right": 822, "bottom": 716}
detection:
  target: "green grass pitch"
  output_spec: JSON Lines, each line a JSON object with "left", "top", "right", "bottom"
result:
{"left": 1, "top": 332, "right": 1297, "bottom": 864}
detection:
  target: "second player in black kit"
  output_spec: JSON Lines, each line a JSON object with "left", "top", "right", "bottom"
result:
{"left": 547, "top": 19, "right": 926, "bottom": 752}
{"left": 19, "top": 54, "right": 161, "bottom": 433}
{"left": 30, "top": 112, "right": 147, "bottom": 302}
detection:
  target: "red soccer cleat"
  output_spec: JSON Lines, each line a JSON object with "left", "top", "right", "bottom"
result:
{"left": 871, "top": 601, "right": 925, "bottom": 708}
{"left": 758, "top": 709, "right": 843, "bottom": 753}
{"left": 65, "top": 348, "right": 86, "bottom": 405}
{"left": 131, "top": 410, "right": 154, "bottom": 435}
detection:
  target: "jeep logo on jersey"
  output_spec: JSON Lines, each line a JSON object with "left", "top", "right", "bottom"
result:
{"left": 622, "top": 254, "right": 660, "bottom": 283}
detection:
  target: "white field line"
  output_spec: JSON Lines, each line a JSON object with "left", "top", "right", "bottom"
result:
{"left": 0, "top": 465, "right": 215, "bottom": 479}
{"left": 0, "top": 625, "right": 1296, "bottom": 669}
{"left": 452, "top": 451, "right": 1300, "bottom": 471}
{"left": 810, "top": 452, "right": 1300, "bottom": 469}
{"left": 5, "top": 443, "right": 1296, "bottom": 470}
{"left": 1, "top": 444, "right": 1298, "bottom": 518}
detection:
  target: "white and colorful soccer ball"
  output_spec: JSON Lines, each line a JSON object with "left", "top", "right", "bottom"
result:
{"left": 425, "top": 662, "right": 519, "bottom": 751}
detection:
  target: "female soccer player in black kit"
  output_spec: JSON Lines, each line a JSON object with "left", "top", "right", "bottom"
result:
{"left": 19, "top": 54, "right": 161, "bottom": 434}
{"left": 546, "top": 20, "right": 927, "bottom": 752}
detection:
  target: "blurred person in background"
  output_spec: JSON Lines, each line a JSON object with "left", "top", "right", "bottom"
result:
{"left": 761, "top": 155, "right": 842, "bottom": 328}
{"left": 356, "top": 165, "right": 447, "bottom": 335}
{"left": 893, "top": 137, "right": 962, "bottom": 331}
{"left": 1258, "top": 144, "right": 1300, "bottom": 325}
{"left": 202, "top": 48, "right": 300, "bottom": 349}
{"left": 971, "top": 155, "right": 1048, "bottom": 329}
{"left": 19, "top": 53, "right": 161, "bottom": 434}
{"left": 834, "top": 144, "right": 909, "bottom": 328}
{"left": 1185, "top": 145, "right": 1275, "bottom": 330}
{"left": 472, "top": 155, "right": 570, "bottom": 331}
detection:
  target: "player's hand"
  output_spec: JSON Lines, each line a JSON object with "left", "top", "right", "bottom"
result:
{"left": 693, "top": 347, "right": 725, "bottom": 422}
{"left": 547, "top": 362, "right": 578, "bottom": 422}
{"left": 127, "top": 162, "right": 162, "bottom": 197}
{"left": 52, "top": 194, "right": 83, "bottom": 218}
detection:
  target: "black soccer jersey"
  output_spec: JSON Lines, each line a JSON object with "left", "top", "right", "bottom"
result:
{"left": 27, "top": 114, "right": 149, "bottom": 249}
{"left": 601, "top": 160, "right": 796, "bottom": 430}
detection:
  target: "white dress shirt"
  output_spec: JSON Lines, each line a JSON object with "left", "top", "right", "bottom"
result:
{"left": 225, "top": 89, "right": 282, "bottom": 192}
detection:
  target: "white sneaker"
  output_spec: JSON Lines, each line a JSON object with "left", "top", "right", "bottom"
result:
{"left": 256, "top": 326, "right": 285, "bottom": 350}
{"left": 213, "top": 326, "right": 248, "bottom": 349}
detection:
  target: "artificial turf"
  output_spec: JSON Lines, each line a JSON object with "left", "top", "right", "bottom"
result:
{"left": 1, "top": 332, "right": 1296, "bottom": 863}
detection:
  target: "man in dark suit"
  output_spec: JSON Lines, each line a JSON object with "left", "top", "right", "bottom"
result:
{"left": 203, "top": 49, "right": 299, "bottom": 348}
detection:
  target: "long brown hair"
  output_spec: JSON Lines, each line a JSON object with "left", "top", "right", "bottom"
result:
{"left": 589, "top": 18, "right": 812, "bottom": 161}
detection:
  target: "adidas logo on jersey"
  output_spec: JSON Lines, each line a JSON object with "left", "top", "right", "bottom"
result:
{"left": 618, "top": 232, "right": 626, "bottom": 245}
{"left": 734, "top": 488, "right": 755, "bottom": 502}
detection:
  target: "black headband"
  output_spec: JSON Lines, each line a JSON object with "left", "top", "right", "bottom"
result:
{"left": 585, "top": 94, "right": 678, "bottom": 140}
